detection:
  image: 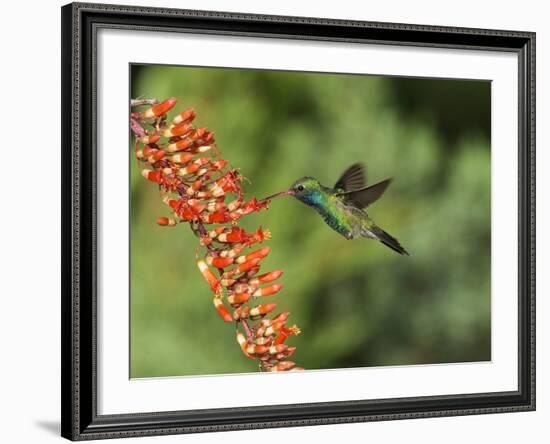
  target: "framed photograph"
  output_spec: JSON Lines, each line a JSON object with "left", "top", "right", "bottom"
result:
{"left": 61, "top": 2, "right": 535, "bottom": 440}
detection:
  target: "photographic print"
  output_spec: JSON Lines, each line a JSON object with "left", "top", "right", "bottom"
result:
{"left": 129, "top": 64, "right": 491, "bottom": 378}
{"left": 62, "top": 4, "right": 535, "bottom": 438}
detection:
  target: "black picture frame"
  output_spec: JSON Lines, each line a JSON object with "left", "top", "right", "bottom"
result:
{"left": 61, "top": 2, "right": 536, "bottom": 440}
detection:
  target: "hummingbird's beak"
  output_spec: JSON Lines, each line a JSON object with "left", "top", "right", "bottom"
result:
{"left": 263, "top": 189, "right": 295, "bottom": 201}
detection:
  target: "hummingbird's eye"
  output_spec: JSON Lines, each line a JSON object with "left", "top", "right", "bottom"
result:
{"left": 296, "top": 185, "right": 305, "bottom": 192}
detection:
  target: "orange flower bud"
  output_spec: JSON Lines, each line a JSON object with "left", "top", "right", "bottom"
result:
{"left": 185, "top": 179, "right": 203, "bottom": 196}
{"left": 137, "top": 132, "right": 160, "bottom": 144}
{"left": 202, "top": 212, "right": 230, "bottom": 224}
{"left": 267, "top": 361, "right": 295, "bottom": 372}
{"left": 250, "top": 303, "right": 276, "bottom": 317}
{"left": 252, "top": 283, "right": 283, "bottom": 297}
{"left": 219, "top": 245, "right": 243, "bottom": 259}
{"left": 211, "top": 159, "right": 227, "bottom": 171}
{"left": 236, "top": 246, "right": 270, "bottom": 264}
{"left": 224, "top": 258, "right": 261, "bottom": 277}
{"left": 213, "top": 297, "right": 233, "bottom": 322}
{"left": 156, "top": 217, "right": 177, "bottom": 227}
{"left": 166, "top": 138, "right": 193, "bottom": 153}
{"left": 162, "top": 196, "right": 178, "bottom": 208}
{"left": 141, "top": 169, "right": 162, "bottom": 183}
{"left": 236, "top": 330, "right": 253, "bottom": 358}
{"left": 268, "top": 344, "right": 288, "bottom": 355}
{"left": 272, "top": 312, "right": 290, "bottom": 323}
{"left": 206, "top": 256, "right": 234, "bottom": 268}
{"left": 169, "top": 152, "right": 193, "bottom": 164}
{"left": 249, "top": 270, "right": 283, "bottom": 286}
{"left": 217, "top": 227, "right": 246, "bottom": 243}
{"left": 152, "top": 150, "right": 166, "bottom": 161}
{"left": 246, "top": 345, "right": 269, "bottom": 355}
{"left": 163, "top": 122, "right": 193, "bottom": 138}
{"left": 227, "top": 293, "right": 251, "bottom": 305}
{"left": 171, "top": 108, "right": 196, "bottom": 125}
{"left": 197, "top": 260, "right": 221, "bottom": 295}
{"left": 263, "top": 320, "right": 286, "bottom": 337}
{"left": 177, "top": 162, "right": 200, "bottom": 176}
{"left": 141, "top": 145, "right": 157, "bottom": 157}
{"left": 141, "top": 97, "right": 177, "bottom": 118}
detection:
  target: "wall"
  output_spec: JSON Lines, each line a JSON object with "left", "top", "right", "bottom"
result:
{"left": 0, "top": 0, "right": 546, "bottom": 443}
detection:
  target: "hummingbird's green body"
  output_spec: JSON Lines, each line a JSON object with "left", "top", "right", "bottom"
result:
{"left": 295, "top": 182, "right": 372, "bottom": 240}
{"left": 267, "top": 164, "right": 409, "bottom": 255}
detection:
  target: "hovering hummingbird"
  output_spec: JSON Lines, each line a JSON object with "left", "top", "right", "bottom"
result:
{"left": 264, "top": 163, "right": 409, "bottom": 255}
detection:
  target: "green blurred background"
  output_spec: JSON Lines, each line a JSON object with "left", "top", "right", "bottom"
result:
{"left": 130, "top": 64, "right": 491, "bottom": 378}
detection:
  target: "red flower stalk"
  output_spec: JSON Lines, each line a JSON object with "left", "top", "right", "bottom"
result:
{"left": 131, "top": 97, "right": 302, "bottom": 372}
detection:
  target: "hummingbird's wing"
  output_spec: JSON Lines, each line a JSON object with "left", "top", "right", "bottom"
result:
{"left": 334, "top": 163, "right": 366, "bottom": 192}
{"left": 337, "top": 178, "right": 393, "bottom": 209}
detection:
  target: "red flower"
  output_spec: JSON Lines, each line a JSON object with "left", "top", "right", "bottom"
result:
{"left": 131, "top": 98, "right": 302, "bottom": 372}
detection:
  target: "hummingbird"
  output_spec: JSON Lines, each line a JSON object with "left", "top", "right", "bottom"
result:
{"left": 264, "top": 163, "right": 409, "bottom": 255}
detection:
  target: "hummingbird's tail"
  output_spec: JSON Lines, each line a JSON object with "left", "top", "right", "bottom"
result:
{"left": 369, "top": 225, "right": 409, "bottom": 256}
